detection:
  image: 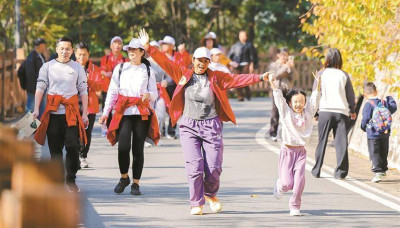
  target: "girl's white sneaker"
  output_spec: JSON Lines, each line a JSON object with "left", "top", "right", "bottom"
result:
{"left": 290, "top": 209, "right": 301, "bottom": 216}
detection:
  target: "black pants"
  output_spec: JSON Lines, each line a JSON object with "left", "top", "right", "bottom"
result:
{"left": 47, "top": 114, "right": 80, "bottom": 183}
{"left": 166, "top": 85, "right": 176, "bottom": 136}
{"left": 312, "top": 112, "right": 350, "bottom": 179}
{"left": 269, "top": 92, "right": 279, "bottom": 137}
{"left": 367, "top": 137, "right": 389, "bottom": 173}
{"left": 118, "top": 115, "right": 150, "bottom": 180}
{"left": 101, "top": 91, "right": 113, "bottom": 127}
{"left": 79, "top": 113, "right": 96, "bottom": 158}
{"left": 231, "top": 65, "right": 251, "bottom": 101}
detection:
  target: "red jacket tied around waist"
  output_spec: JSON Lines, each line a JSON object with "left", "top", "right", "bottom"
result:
{"left": 107, "top": 94, "right": 160, "bottom": 146}
{"left": 34, "top": 94, "right": 87, "bottom": 146}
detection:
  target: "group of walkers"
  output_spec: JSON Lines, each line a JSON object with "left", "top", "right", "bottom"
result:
{"left": 21, "top": 26, "right": 397, "bottom": 217}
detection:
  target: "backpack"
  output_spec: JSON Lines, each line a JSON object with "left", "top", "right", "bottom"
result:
{"left": 17, "top": 61, "right": 27, "bottom": 90}
{"left": 368, "top": 99, "right": 392, "bottom": 134}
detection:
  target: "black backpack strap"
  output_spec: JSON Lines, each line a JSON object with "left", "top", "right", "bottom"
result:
{"left": 118, "top": 63, "right": 123, "bottom": 80}
{"left": 142, "top": 58, "right": 152, "bottom": 90}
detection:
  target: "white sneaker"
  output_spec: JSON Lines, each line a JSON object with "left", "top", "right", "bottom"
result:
{"left": 190, "top": 206, "right": 203, "bottom": 215}
{"left": 205, "top": 196, "right": 222, "bottom": 213}
{"left": 273, "top": 179, "right": 283, "bottom": 199}
{"left": 371, "top": 173, "right": 383, "bottom": 183}
{"left": 144, "top": 142, "right": 152, "bottom": 148}
{"left": 290, "top": 209, "right": 301, "bottom": 216}
{"left": 80, "top": 157, "right": 89, "bottom": 168}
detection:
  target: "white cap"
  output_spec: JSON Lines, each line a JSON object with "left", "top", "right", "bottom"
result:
{"left": 110, "top": 36, "right": 123, "bottom": 45}
{"left": 210, "top": 48, "right": 222, "bottom": 56}
{"left": 160, "top": 36, "right": 175, "bottom": 46}
{"left": 149, "top": 40, "right": 160, "bottom": 48}
{"left": 193, "top": 47, "right": 211, "bottom": 60}
{"left": 123, "top": 38, "right": 144, "bottom": 51}
{"left": 204, "top": 32, "right": 217, "bottom": 39}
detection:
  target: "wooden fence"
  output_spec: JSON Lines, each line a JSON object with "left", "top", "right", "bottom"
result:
{"left": 0, "top": 127, "right": 81, "bottom": 228}
{"left": 252, "top": 59, "right": 322, "bottom": 95}
{"left": 0, "top": 49, "right": 26, "bottom": 121}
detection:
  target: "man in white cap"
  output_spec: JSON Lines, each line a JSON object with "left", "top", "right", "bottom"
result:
{"left": 100, "top": 36, "right": 128, "bottom": 127}
{"left": 139, "top": 28, "right": 272, "bottom": 215}
{"left": 159, "top": 35, "right": 191, "bottom": 139}
{"left": 209, "top": 48, "right": 230, "bottom": 73}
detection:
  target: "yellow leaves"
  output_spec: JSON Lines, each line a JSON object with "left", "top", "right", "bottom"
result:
{"left": 300, "top": 0, "right": 400, "bottom": 98}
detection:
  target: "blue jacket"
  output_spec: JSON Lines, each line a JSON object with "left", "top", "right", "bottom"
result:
{"left": 361, "top": 96, "right": 397, "bottom": 139}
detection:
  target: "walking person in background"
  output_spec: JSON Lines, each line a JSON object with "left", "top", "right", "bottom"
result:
{"left": 75, "top": 42, "right": 103, "bottom": 168}
{"left": 159, "top": 35, "right": 191, "bottom": 139}
{"left": 24, "top": 38, "right": 47, "bottom": 119}
{"left": 99, "top": 38, "right": 159, "bottom": 196}
{"left": 148, "top": 40, "right": 170, "bottom": 139}
{"left": 228, "top": 30, "right": 258, "bottom": 101}
{"left": 361, "top": 82, "right": 397, "bottom": 183}
{"left": 270, "top": 72, "right": 321, "bottom": 216}
{"left": 268, "top": 47, "right": 298, "bottom": 141}
{"left": 100, "top": 36, "right": 128, "bottom": 127}
{"left": 33, "top": 37, "right": 89, "bottom": 193}
{"left": 140, "top": 28, "right": 272, "bottom": 215}
{"left": 311, "top": 48, "right": 356, "bottom": 180}
{"left": 200, "top": 32, "right": 232, "bottom": 67}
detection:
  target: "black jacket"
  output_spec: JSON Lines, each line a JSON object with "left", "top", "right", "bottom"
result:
{"left": 25, "top": 50, "right": 46, "bottom": 93}
{"left": 228, "top": 41, "right": 258, "bottom": 68}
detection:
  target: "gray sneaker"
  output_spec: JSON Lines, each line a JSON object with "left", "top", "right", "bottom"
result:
{"left": 80, "top": 157, "right": 89, "bottom": 168}
{"left": 371, "top": 173, "right": 383, "bottom": 183}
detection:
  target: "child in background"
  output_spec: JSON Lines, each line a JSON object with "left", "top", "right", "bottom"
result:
{"left": 270, "top": 72, "right": 321, "bottom": 216}
{"left": 361, "top": 82, "right": 397, "bottom": 183}
{"left": 209, "top": 48, "right": 231, "bottom": 73}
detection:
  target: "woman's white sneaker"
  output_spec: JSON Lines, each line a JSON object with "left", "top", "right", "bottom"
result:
{"left": 190, "top": 206, "right": 203, "bottom": 215}
{"left": 205, "top": 196, "right": 222, "bottom": 213}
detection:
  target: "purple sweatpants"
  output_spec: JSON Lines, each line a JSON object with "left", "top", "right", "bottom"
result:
{"left": 277, "top": 145, "right": 306, "bottom": 210}
{"left": 179, "top": 116, "right": 224, "bottom": 206}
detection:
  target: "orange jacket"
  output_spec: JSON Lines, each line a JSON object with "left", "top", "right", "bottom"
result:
{"left": 100, "top": 53, "right": 128, "bottom": 92}
{"left": 86, "top": 61, "right": 103, "bottom": 114}
{"left": 107, "top": 94, "right": 160, "bottom": 146}
{"left": 35, "top": 94, "right": 87, "bottom": 146}
{"left": 147, "top": 46, "right": 262, "bottom": 127}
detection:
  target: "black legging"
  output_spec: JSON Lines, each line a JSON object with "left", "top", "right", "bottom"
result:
{"left": 79, "top": 113, "right": 96, "bottom": 158}
{"left": 118, "top": 115, "right": 150, "bottom": 180}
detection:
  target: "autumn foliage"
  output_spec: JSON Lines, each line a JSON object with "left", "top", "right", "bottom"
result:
{"left": 300, "top": 0, "right": 400, "bottom": 98}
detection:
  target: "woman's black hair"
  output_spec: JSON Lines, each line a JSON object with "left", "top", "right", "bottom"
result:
{"left": 202, "top": 37, "right": 218, "bottom": 48}
{"left": 280, "top": 87, "right": 307, "bottom": 105}
{"left": 324, "top": 48, "right": 343, "bottom": 69}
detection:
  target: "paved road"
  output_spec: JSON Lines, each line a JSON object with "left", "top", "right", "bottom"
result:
{"left": 73, "top": 97, "right": 399, "bottom": 227}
